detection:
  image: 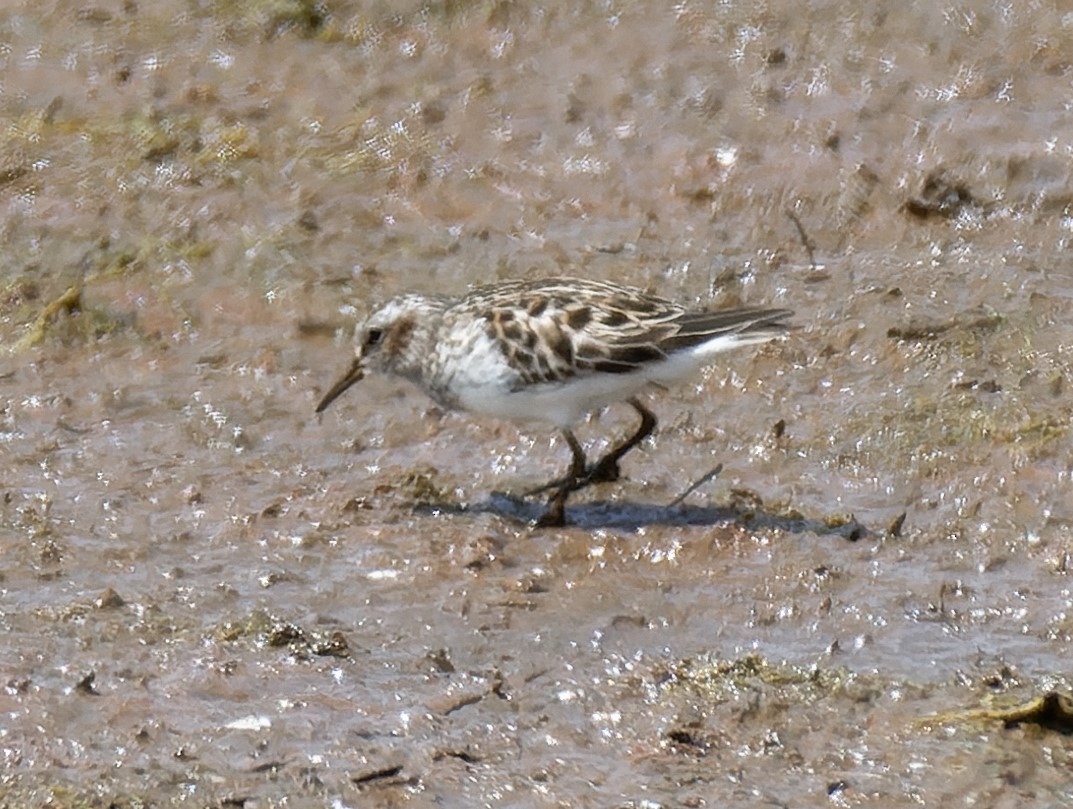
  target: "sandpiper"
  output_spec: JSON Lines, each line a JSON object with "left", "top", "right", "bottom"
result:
{"left": 317, "top": 277, "right": 792, "bottom": 526}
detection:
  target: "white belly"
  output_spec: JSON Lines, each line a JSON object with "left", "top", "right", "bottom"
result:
{"left": 440, "top": 325, "right": 767, "bottom": 429}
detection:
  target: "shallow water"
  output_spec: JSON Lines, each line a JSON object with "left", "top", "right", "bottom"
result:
{"left": 2, "top": 1, "right": 1072, "bottom": 806}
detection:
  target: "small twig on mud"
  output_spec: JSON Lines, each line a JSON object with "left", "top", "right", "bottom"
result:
{"left": 667, "top": 463, "right": 723, "bottom": 509}
{"left": 785, "top": 208, "right": 817, "bottom": 270}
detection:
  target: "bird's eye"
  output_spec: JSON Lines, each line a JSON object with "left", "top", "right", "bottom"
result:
{"left": 365, "top": 328, "right": 383, "bottom": 348}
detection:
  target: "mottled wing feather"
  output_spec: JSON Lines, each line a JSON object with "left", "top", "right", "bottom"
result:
{"left": 463, "top": 277, "right": 791, "bottom": 386}
{"left": 472, "top": 280, "right": 678, "bottom": 385}
{"left": 464, "top": 277, "right": 682, "bottom": 340}
{"left": 659, "top": 307, "right": 794, "bottom": 353}
{"left": 480, "top": 303, "right": 579, "bottom": 386}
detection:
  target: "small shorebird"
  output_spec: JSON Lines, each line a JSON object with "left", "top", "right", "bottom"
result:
{"left": 316, "top": 277, "right": 792, "bottom": 526}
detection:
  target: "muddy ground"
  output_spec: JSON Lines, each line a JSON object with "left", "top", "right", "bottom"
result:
{"left": 2, "top": 1, "right": 1072, "bottom": 807}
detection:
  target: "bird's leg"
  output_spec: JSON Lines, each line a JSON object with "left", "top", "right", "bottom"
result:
{"left": 583, "top": 397, "right": 657, "bottom": 485}
{"left": 530, "top": 398, "right": 656, "bottom": 518}
{"left": 536, "top": 429, "right": 587, "bottom": 527}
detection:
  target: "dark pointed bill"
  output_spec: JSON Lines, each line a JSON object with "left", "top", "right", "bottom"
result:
{"left": 315, "top": 357, "right": 365, "bottom": 413}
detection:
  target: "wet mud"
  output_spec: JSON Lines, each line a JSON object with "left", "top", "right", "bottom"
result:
{"left": 2, "top": 2, "right": 1072, "bottom": 806}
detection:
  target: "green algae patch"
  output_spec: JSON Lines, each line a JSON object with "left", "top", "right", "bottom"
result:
{"left": 657, "top": 653, "right": 856, "bottom": 702}
{"left": 922, "top": 691, "right": 1073, "bottom": 736}
{"left": 7, "top": 282, "right": 134, "bottom": 353}
{"left": 212, "top": 0, "right": 328, "bottom": 40}
{"left": 9, "top": 285, "right": 82, "bottom": 352}
{"left": 214, "top": 609, "right": 351, "bottom": 659}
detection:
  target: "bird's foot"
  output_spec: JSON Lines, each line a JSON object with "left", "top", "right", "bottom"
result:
{"left": 524, "top": 476, "right": 569, "bottom": 497}
{"left": 534, "top": 498, "right": 567, "bottom": 528}
{"left": 583, "top": 456, "right": 621, "bottom": 485}
{"left": 525, "top": 460, "right": 619, "bottom": 499}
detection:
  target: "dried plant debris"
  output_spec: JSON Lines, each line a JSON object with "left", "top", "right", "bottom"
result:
{"left": 887, "top": 512, "right": 907, "bottom": 537}
{"left": 887, "top": 309, "right": 1003, "bottom": 341}
{"left": 837, "top": 163, "right": 881, "bottom": 229}
{"left": 924, "top": 691, "right": 1073, "bottom": 735}
{"left": 903, "top": 169, "right": 978, "bottom": 219}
